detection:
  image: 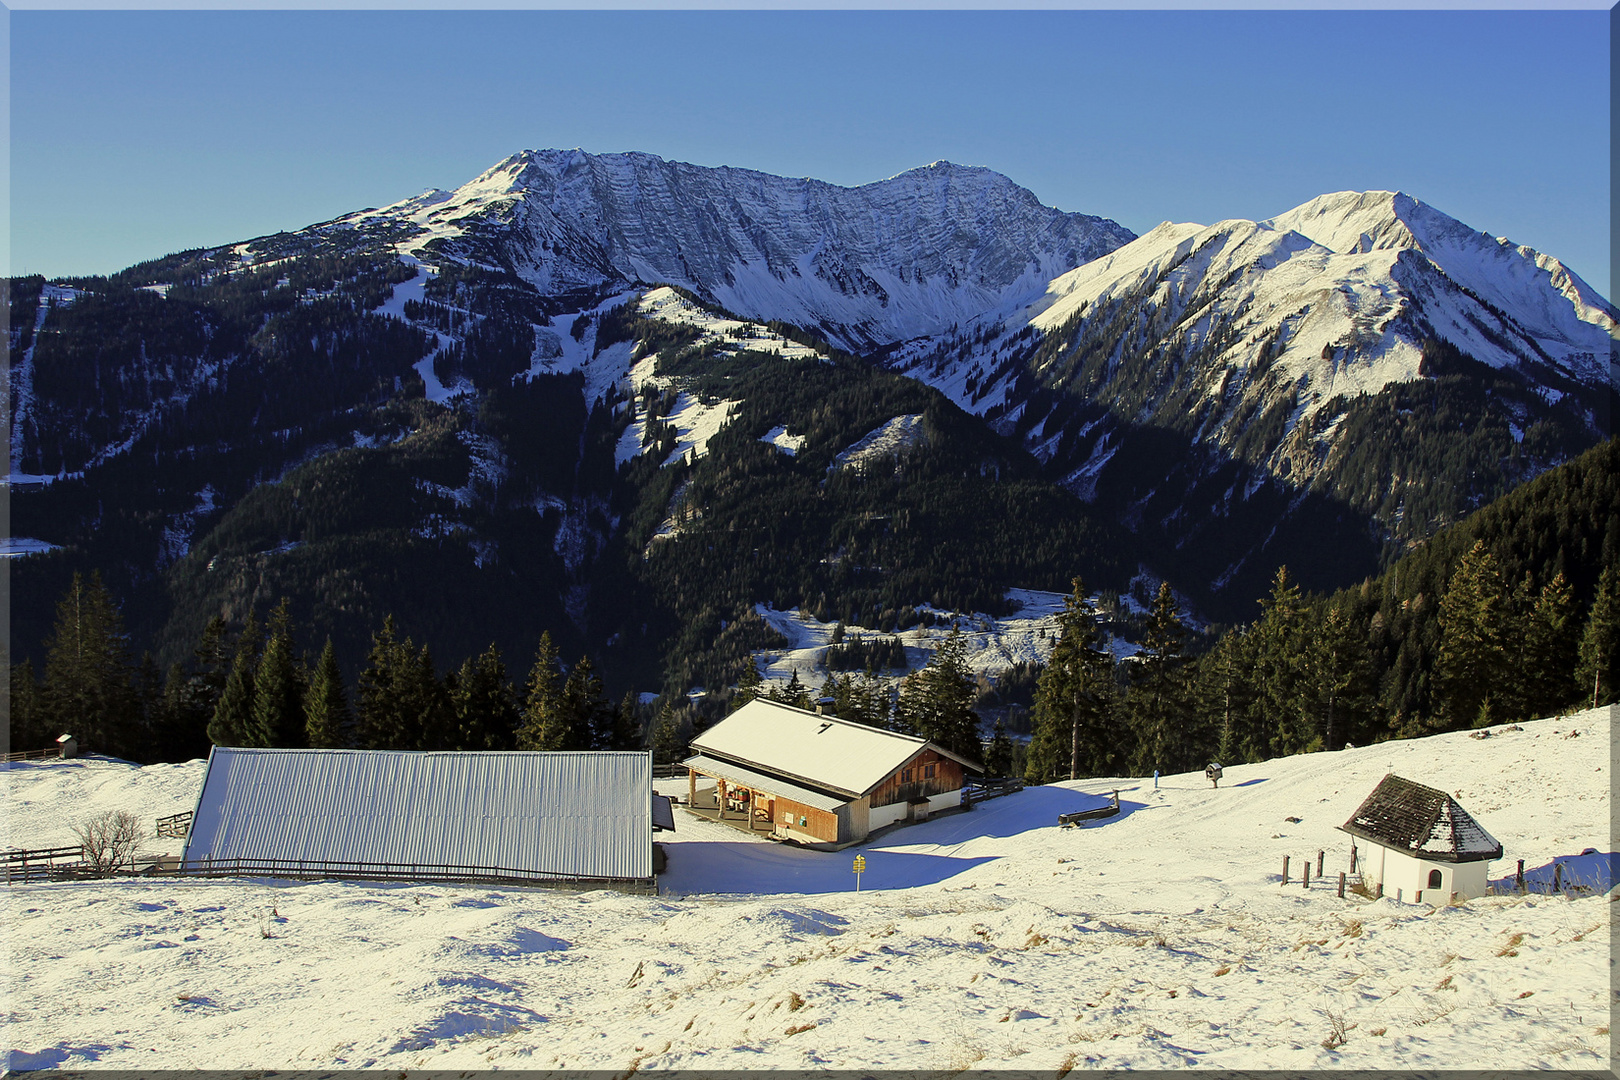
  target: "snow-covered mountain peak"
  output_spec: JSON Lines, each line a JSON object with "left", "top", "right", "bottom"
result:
{"left": 351, "top": 149, "right": 1137, "bottom": 349}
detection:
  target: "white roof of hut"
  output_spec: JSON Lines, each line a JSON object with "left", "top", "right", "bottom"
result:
{"left": 688, "top": 698, "right": 980, "bottom": 799}
{"left": 183, "top": 747, "right": 667, "bottom": 883}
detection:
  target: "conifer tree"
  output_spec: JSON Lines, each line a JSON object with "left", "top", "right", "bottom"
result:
{"left": 1575, "top": 564, "right": 1619, "bottom": 708}
{"left": 208, "top": 612, "right": 262, "bottom": 747}
{"left": 517, "top": 632, "right": 569, "bottom": 750}
{"left": 1026, "top": 579, "right": 1117, "bottom": 783}
{"left": 400, "top": 644, "right": 454, "bottom": 751}
{"left": 607, "top": 691, "right": 645, "bottom": 752}
{"left": 651, "top": 700, "right": 686, "bottom": 764}
{"left": 983, "top": 717, "right": 1014, "bottom": 778}
{"left": 9, "top": 657, "right": 46, "bottom": 753}
{"left": 897, "top": 628, "right": 981, "bottom": 761}
{"left": 1434, "top": 541, "right": 1511, "bottom": 728}
{"left": 355, "top": 616, "right": 402, "bottom": 750}
{"left": 730, "top": 659, "right": 765, "bottom": 713}
{"left": 1194, "top": 627, "right": 1252, "bottom": 764}
{"left": 450, "top": 643, "right": 517, "bottom": 751}
{"left": 303, "top": 638, "right": 350, "bottom": 749}
{"left": 1248, "top": 566, "right": 1310, "bottom": 759}
{"left": 1306, "top": 604, "right": 1377, "bottom": 750}
{"left": 1519, "top": 572, "right": 1579, "bottom": 719}
{"left": 562, "top": 654, "right": 610, "bottom": 750}
{"left": 249, "top": 598, "right": 305, "bottom": 748}
{"left": 42, "top": 572, "right": 139, "bottom": 758}
{"left": 1124, "top": 582, "right": 1197, "bottom": 774}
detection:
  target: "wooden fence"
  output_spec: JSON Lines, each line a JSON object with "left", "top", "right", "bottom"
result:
{"left": 173, "top": 856, "right": 655, "bottom": 893}
{"left": 964, "top": 777, "right": 1024, "bottom": 803}
{"left": 155, "top": 811, "right": 193, "bottom": 839}
{"left": 4, "top": 845, "right": 88, "bottom": 882}
{"left": 3, "top": 746, "right": 67, "bottom": 763}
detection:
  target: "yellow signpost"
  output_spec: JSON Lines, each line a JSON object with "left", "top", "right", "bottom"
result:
{"left": 853, "top": 854, "right": 866, "bottom": 891}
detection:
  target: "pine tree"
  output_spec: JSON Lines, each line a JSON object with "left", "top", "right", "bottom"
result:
{"left": 1520, "top": 572, "right": 1579, "bottom": 719}
{"left": 983, "top": 717, "right": 1014, "bottom": 778}
{"left": 651, "top": 700, "right": 686, "bottom": 764}
{"left": 1124, "top": 582, "right": 1197, "bottom": 774}
{"left": 1434, "top": 541, "right": 1511, "bottom": 728}
{"left": 41, "top": 572, "right": 139, "bottom": 758}
{"left": 770, "top": 669, "right": 813, "bottom": 710}
{"left": 562, "top": 654, "right": 610, "bottom": 750}
{"left": 1026, "top": 579, "right": 1118, "bottom": 783}
{"left": 208, "top": 612, "right": 262, "bottom": 748}
{"left": 1306, "top": 605, "right": 1377, "bottom": 750}
{"left": 1248, "top": 566, "right": 1310, "bottom": 759}
{"left": 9, "top": 657, "right": 47, "bottom": 752}
{"left": 249, "top": 598, "right": 305, "bottom": 748}
{"left": 1195, "top": 627, "right": 1252, "bottom": 764}
{"left": 449, "top": 643, "right": 517, "bottom": 751}
{"left": 897, "top": 628, "right": 981, "bottom": 761}
{"left": 730, "top": 659, "right": 764, "bottom": 713}
{"left": 606, "top": 691, "right": 645, "bottom": 752}
{"left": 304, "top": 639, "right": 351, "bottom": 749}
{"left": 517, "top": 632, "right": 570, "bottom": 750}
{"left": 399, "top": 644, "right": 454, "bottom": 751}
{"left": 1575, "top": 564, "right": 1619, "bottom": 708}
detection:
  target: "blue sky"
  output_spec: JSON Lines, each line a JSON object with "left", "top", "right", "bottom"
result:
{"left": 9, "top": 9, "right": 1612, "bottom": 298}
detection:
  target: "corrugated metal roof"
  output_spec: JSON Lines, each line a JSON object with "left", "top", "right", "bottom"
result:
{"left": 683, "top": 754, "right": 847, "bottom": 812}
{"left": 182, "top": 748, "right": 655, "bottom": 881}
{"left": 1339, "top": 773, "right": 1502, "bottom": 863}
{"left": 689, "top": 698, "right": 975, "bottom": 797}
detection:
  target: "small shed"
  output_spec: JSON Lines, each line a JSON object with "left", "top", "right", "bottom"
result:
{"left": 1339, "top": 773, "right": 1502, "bottom": 903}
{"left": 684, "top": 698, "right": 981, "bottom": 849}
{"left": 182, "top": 747, "right": 672, "bottom": 889}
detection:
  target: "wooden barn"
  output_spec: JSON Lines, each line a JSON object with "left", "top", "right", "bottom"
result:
{"left": 683, "top": 698, "right": 981, "bottom": 849}
{"left": 181, "top": 747, "right": 674, "bottom": 890}
{"left": 1339, "top": 773, "right": 1502, "bottom": 903}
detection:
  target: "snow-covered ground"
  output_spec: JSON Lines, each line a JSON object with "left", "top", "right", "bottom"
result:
{"left": 6, "top": 709, "right": 1610, "bottom": 1070}
{"left": 751, "top": 588, "right": 1139, "bottom": 698}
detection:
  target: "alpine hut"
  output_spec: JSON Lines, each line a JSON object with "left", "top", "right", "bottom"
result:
{"left": 1339, "top": 773, "right": 1502, "bottom": 903}
{"left": 181, "top": 747, "right": 674, "bottom": 890}
{"left": 683, "top": 698, "right": 981, "bottom": 848}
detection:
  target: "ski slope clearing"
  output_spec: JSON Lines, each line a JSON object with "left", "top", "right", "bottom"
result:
{"left": 4, "top": 709, "right": 1610, "bottom": 1071}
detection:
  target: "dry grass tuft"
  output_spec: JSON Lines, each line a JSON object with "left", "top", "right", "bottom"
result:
{"left": 1435, "top": 975, "right": 1454, "bottom": 990}
{"left": 1496, "top": 932, "right": 1525, "bottom": 957}
{"left": 784, "top": 1023, "right": 817, "bottom": 1036}
{"left": 1369, "top": 1026, "right": 1387, "bottom": 1037}
{"left": 1341, "top": 919, "right": 1364, "bottom": 938}
{"left": 1056, "top": 1051, "right": 1077, "bottom": 1079}
{"left": 1515, "top": 990, "right": 1534, "bottom": 999}
{"left": 1026, "top": 932, "right": 1048, "bottom": 949}
{"left": 786, "top": 992, "right": 807, "bottom": 1012}
{"left": 1213, "top": 965, "right": 1231, "bottom": 976}
{"left": 1321, "top": 1010, "right": 1355, "bottom": 1051}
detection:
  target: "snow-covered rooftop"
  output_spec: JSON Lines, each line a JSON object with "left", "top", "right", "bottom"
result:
{"left": 689, "top": 698, "right": 974, "bottom": 799}
{"left": 1340, "top": 773, "right": 1503, "bottom": 863}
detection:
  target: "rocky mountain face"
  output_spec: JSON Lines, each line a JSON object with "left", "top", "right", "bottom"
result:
{"left": 346, "top": 150, "right": 1137, "bottom": 350}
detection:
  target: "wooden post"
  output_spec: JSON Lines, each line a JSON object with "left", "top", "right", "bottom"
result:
{"left": 1553, "top": 862, "right": 1563, "bottom": 892}
{"left": 688, "top": 768, "right": 696, "bottom": 810}
{"left": 1350, "top": 844, "right": 1357, "bottom": 874}
{"left": 1338, "top": 871, "right": 1346, "bottom": 898}
{"left": 1375, "top": 882, "right": 1383, "bottom": 899}
{"left": 1303, "top": 862, "right": 1311, "bottom": 889}
{"left": 1317, "top": 850, "right": 1325, "bottom": 876}
{"left": 717, "top": 780, "right": 727, "bottom": 819}
{"left": 1282, "top": 855, "right": 1290, "bottom": 884}
{"left": 1515, "top": 859, "right": 1525, "bottom": 892}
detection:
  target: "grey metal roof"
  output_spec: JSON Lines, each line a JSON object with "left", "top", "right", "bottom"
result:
{"left": 683, "top": 753, "right": 847, "bottom": 812}
{"left": 182, "top": 747, "right": 656, "bottom": 881}
{"left": 1339, "top": 773, "right": 1503, "bottom": 864}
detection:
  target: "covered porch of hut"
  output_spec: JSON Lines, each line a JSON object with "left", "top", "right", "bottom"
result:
{"left": 681, "top": 756, "right": 848, "bottom": 845}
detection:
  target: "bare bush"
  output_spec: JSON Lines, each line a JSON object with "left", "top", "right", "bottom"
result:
{"left": 73, "top": 810, "right": 144, "bottom": 873}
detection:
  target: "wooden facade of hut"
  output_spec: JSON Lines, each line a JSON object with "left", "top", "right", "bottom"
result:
{"left": 683, "top": 698, "right": 980, "bottom": 849}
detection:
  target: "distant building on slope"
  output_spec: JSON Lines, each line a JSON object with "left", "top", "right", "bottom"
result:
{"left": 683, "top": 698, "right": 980, "bottom": 849}
{"left": 1339, "top": 773, "right": 1502, "bottom": 903}
{"left": 181, "top": 747, "right": 674, "bottom": 890}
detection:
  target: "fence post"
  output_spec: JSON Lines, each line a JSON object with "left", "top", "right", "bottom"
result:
{"left": 1338, "top": 871, "right": 1346, "bottom": 898}
{"left": 1350, "top": 844, "right": 1357, "bottom": 874}
{"left": 1375, "top": 882, "right": 1383, "bottom": 899}
{"left": 1553, "top": 863, "right": 1563, "bottom": 892}
{"left": 1282, "top": 855, "right": 1290, "bottom": 884}
{"left": 1317, "top": 850, "right": 1325, "bottom": 876}
{"left": 1515, "top": 859, "right": 1525, "bottom": 892}
{"left": 1303, "top": 862, "right": 1311, "bottom": 889}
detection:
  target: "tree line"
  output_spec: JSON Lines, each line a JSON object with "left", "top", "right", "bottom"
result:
{"left": 9, "top": 572, "right": 676, "bottom": 763}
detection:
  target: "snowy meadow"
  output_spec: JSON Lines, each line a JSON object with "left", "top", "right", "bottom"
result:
{"left": 4, "top": 708, "right": 1612, "bottom": 1070}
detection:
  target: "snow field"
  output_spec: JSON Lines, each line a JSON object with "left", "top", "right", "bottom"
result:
{"left": 8, "top": 710, "right": 1607, "bottom": 1070}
